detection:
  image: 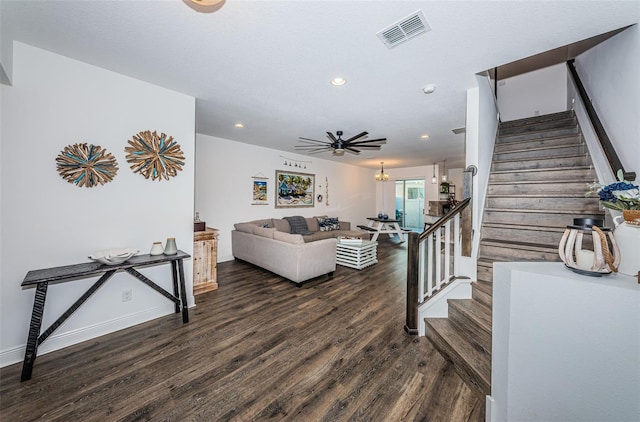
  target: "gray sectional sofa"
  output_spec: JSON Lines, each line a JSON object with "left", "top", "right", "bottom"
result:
{"left": 231, "top": 217, "right": 366, "bottom": 286}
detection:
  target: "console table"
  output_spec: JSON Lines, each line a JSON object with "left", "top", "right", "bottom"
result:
{"left": 20, "top": 250, "right": 191, "bottom": 382}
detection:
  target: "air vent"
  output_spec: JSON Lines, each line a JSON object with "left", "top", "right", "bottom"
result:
{"left": 376, "top": 10, "right": 431, "bottom": 49}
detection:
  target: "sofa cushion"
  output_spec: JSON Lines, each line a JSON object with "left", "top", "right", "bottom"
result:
{"left": 252, "top": 226, "right": 276, "bottom": 238}
{"left": 234, "top": 222, "right": 256, "bottom": 233}
{"left": 305, "top": 217, "right": 319, "bottom": 232}
{"left": 273, "top": 230, "right": 305, "bottom": 244}
{"left": 272, "top": 219, "right": 291, "bottom": 233}
{"left": 283, "top": 216, "right": 312, "bottom": 235}
{"left": 318, "top": 217, "right": 340, "bottom": 231}
{"left": 248, "top": 219, "right": 272, "bottom": 228}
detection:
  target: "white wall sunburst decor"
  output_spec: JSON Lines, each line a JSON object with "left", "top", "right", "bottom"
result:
{"left": 125, "top": 130, "right": 185, "bottom": 181}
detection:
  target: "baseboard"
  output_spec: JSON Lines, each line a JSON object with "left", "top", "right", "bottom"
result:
{"left": 0, "top": 304, "right": 177, "bottom": 368}
{"left": 486, "top": 395, "right": 495, "bottom": 422}
{"left": 417, "top": 278, "right": 472, "bottom": 336}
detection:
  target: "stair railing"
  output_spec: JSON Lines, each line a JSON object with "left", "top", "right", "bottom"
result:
{"left": 405, "top": 197, "right": 471, "bottom": 335}
{"left": 567, "top": 59, "right": 636, "bottom": 181}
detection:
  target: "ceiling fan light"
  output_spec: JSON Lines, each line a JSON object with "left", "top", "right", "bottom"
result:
{"left": 190, "top": 0, "right": 223, "bottom": 5}
{"left": 330, "top": 77, "right": 347, "bottom": 86}
{"left": 334, "top": 148, "right": 345, "bottom": 155}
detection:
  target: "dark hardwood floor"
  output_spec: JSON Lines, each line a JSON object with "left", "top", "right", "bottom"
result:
{"left": 0, "top": 237, "right": 485, "bottom": 421}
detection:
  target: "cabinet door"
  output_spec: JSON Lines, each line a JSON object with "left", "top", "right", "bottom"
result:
{"left": 193, "top": 238, "right": 218, "bottom": 295}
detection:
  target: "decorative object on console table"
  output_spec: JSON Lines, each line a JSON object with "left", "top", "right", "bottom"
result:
{"left": 124, "top": 130, "right": 185, "bottom": 181}
{"left": 194, "top": 211, "right": 206, "bottom": 232}
{"left": 193, "top": 228, "right": 218, "bottom": 295}
{"left": 150, "top": 242, "right": 164, "bottom": 255}
{"left": 56, "top": 143, "right": 118, "bottom": 188}
{"left": 164, "top": 237, "right": 178, "bottom": 255}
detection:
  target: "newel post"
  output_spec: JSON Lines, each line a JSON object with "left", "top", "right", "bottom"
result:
{"left": 404, "top": 231, "right": 419, "bottom": 335}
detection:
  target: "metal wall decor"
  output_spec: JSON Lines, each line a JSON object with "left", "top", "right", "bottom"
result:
{"left": 56, "top": 143, "right": 118, "bottom": 188}
{"left": 125, "top": 130, "right": 185, "bottom": 181}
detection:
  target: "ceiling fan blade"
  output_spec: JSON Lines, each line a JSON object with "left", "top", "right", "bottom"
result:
{"left": 299, "top": 137, "right": 330, "bottom": 144}
{"left": 349, "top": 145, "right": 381, "bottom": 149}
{"left": 351, "top": 138, "right": 387, "bottom": 145}
{"left": 307, "top": 148, "right": 334, "bottom": 154}
{"left": 344, "top": 148, "right": 361, "bottom": 155}
{"left": 298, "top": 140, "right": 331, "bottom": 146}
{"left": 344, "top": 131, "right": 368, "bottom": 142}
{"left": 326, "top": 132, "right": 338, "bottom": 142}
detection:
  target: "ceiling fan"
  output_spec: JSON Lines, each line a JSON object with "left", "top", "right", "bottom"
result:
{"left": 295, "top": 130, "right": 386, "bottom": 155}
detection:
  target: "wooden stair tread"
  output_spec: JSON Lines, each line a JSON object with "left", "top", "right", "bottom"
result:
{"left": 499, "top": 110, "right": 574, "bottom": 128}
{"left": 472, "top": 280, "right": 493, "bottom": 293}
{"left": 448, "top": 299, "right": 492, "bottom": 331}
{"left": 425, "top": 318, "right": 491, "bottom": 396}
{"left": 490, "top": 165, "right": 592, "bottom": 175}
{"left": 491, "top": 153, "right": 587, "bottom": 164}
{"left": 488, "top": 180, "right": 592, "bottom": 186}
{"left": 496, "top": 133, "right": 580, "bottom": 147}
{"left": 493, "top": 143, "right": 582, "bottom": 155}
{"left": 485, "top": 207, "right": 603, "bottom": 214}
{"left": 486, "top": 193, "right": 596, "bottom": 198}
{"left": 482, "top": 223, "right": 565, "bottom": 232}
{"left": 480, "top": 238, "right": 558, "bottom": 252}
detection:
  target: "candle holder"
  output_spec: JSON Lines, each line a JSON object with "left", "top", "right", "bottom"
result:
{"left": 558, "top": 218, "right": 620, "bottom": 276}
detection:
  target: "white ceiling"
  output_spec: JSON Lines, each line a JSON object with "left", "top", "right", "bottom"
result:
{"left": 2, "top": 1, "right": 638, "bottom": 170}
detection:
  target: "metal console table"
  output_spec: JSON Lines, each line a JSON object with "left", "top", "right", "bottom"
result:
{"left": 20, "top": 250, "right": 191, "bottom": 382}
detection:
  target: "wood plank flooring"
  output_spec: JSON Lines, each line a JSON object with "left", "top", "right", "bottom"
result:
{"left": 0, "top": 237, "right": 485, "bottom": 421}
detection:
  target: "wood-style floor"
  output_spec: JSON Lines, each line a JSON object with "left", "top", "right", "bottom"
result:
{"left": 0, "top": 237, "right": 484, "bottom": 421}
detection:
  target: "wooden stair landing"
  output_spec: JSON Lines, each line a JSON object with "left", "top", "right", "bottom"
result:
{"left": 424, "top": 110, "right": 604, "bottom": 398}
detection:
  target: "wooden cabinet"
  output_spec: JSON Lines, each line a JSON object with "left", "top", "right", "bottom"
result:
{"left": 193, "top": 228, "right": 218, "bottom": 295}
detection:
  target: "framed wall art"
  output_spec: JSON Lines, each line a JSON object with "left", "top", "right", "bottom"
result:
{"left": 275, "top": 170, "right": 315, "bottom": 208}
{"left": 252, "top": 176, "right": 268, "bottom": 205}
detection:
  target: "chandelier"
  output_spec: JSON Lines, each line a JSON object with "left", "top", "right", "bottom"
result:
{"left": 375, "top": 162, "right": 389, "bottom": 182}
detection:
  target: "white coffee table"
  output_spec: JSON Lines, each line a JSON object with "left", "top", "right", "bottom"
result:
{"left": 336, "top": 239, "right": 378, "bottom": 269}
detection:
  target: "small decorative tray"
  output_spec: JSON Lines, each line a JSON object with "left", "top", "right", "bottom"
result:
{"left": 89, "top": 248, "right": 139, "bottom": 265}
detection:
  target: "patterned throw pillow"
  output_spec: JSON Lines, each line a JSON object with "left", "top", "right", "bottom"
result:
{"left": 318, "top": 217, "right": 340, "bottom": 231}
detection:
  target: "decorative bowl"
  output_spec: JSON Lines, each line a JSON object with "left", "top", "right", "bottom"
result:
{"left": 89, "top": 248, "right": 139, "bottom": 265}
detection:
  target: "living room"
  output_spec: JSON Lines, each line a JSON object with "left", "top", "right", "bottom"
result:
{"left": 1, "top": 1, "right": 639, "bottom": 420}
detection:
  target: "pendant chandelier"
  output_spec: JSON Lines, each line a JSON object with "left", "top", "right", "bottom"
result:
{"left": 431, "top": 163, "right": 437, "bottom": 184}
{"left": 441, "top": 159, "right": 448, "bottom": 182}
{"left": 375, "top": 162, "right": 389, "bottom": 182}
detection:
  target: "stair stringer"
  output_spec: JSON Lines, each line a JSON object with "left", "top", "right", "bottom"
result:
{"left": 417, "top": 278, "right": 472, "bottom": 336}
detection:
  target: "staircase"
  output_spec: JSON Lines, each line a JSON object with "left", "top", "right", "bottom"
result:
{"left": 425, "top": 110, "right": 604, "bottom": 397}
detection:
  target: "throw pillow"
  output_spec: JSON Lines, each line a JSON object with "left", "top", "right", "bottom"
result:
{"left": 318, "top": 217, "right": 340, "bottom": 231}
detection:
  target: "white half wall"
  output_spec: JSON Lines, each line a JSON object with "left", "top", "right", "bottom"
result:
{"left": 574, "top": 25, "right": 640, "bottom": 179}
{"left": 195, "top": 134, "right": 375, "bottom": 262}
{"left": 497, "top": 63, "right": 567, "bottom": 122}
{"left": 491, "top": 262, "right": 640, "bottom": 422}
{"left": 0, "top": 43, "right": 195, "bottom": 368}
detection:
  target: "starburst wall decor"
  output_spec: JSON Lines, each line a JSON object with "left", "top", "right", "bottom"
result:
{"left": 56, "top": 143, "right": 119, "bottom": 188}
{"left": 125, "top": 130, "right": 185, "bottom": 181}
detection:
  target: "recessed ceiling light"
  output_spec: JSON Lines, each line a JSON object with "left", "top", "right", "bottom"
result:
{"left": 420, "top": 134, "right": 430, "bottom": 139}
{"left": 234, "top": 123, "right": 244, "bottom": 128}
{"left": 330, "top": 77, "right": 347, "bottom": 86}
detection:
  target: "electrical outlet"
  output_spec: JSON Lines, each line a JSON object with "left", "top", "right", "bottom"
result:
{"left": 122, "top": 289, "right": 132, "bottom": 302}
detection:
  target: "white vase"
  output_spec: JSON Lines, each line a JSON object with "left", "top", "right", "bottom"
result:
{"left": 613, "top": 222, "right": 640, "bottom": 276}
{"left": 150, "top": 241, "right": 164, "bottom": 256}
{"left": 164, "top": 237, "right": 178, "bottom": 255}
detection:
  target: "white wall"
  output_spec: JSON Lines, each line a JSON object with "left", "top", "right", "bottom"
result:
{"left": 464, "top": 75, "right": 500, "bottom": 276}
{"left": 0, "top": 43, "right": 195, "bottom": 367}
{"left": 491, "top": 262, "right": 640, "bottom": 422}
{"left": 574, "top": 25, "right": 640, "bottom": 180}
{"left": 195, "top": 134, "right": 374, "bottom": 262}
{"left": 497, "top": 63, "right": 567, "bottom": 122}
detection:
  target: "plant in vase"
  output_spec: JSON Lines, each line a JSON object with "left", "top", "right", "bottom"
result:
{"left": 587, "top": 172, "right": 640, "bottom": 276}
{"left": 588, "top": 174, "right": 640, "bottom": 224}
